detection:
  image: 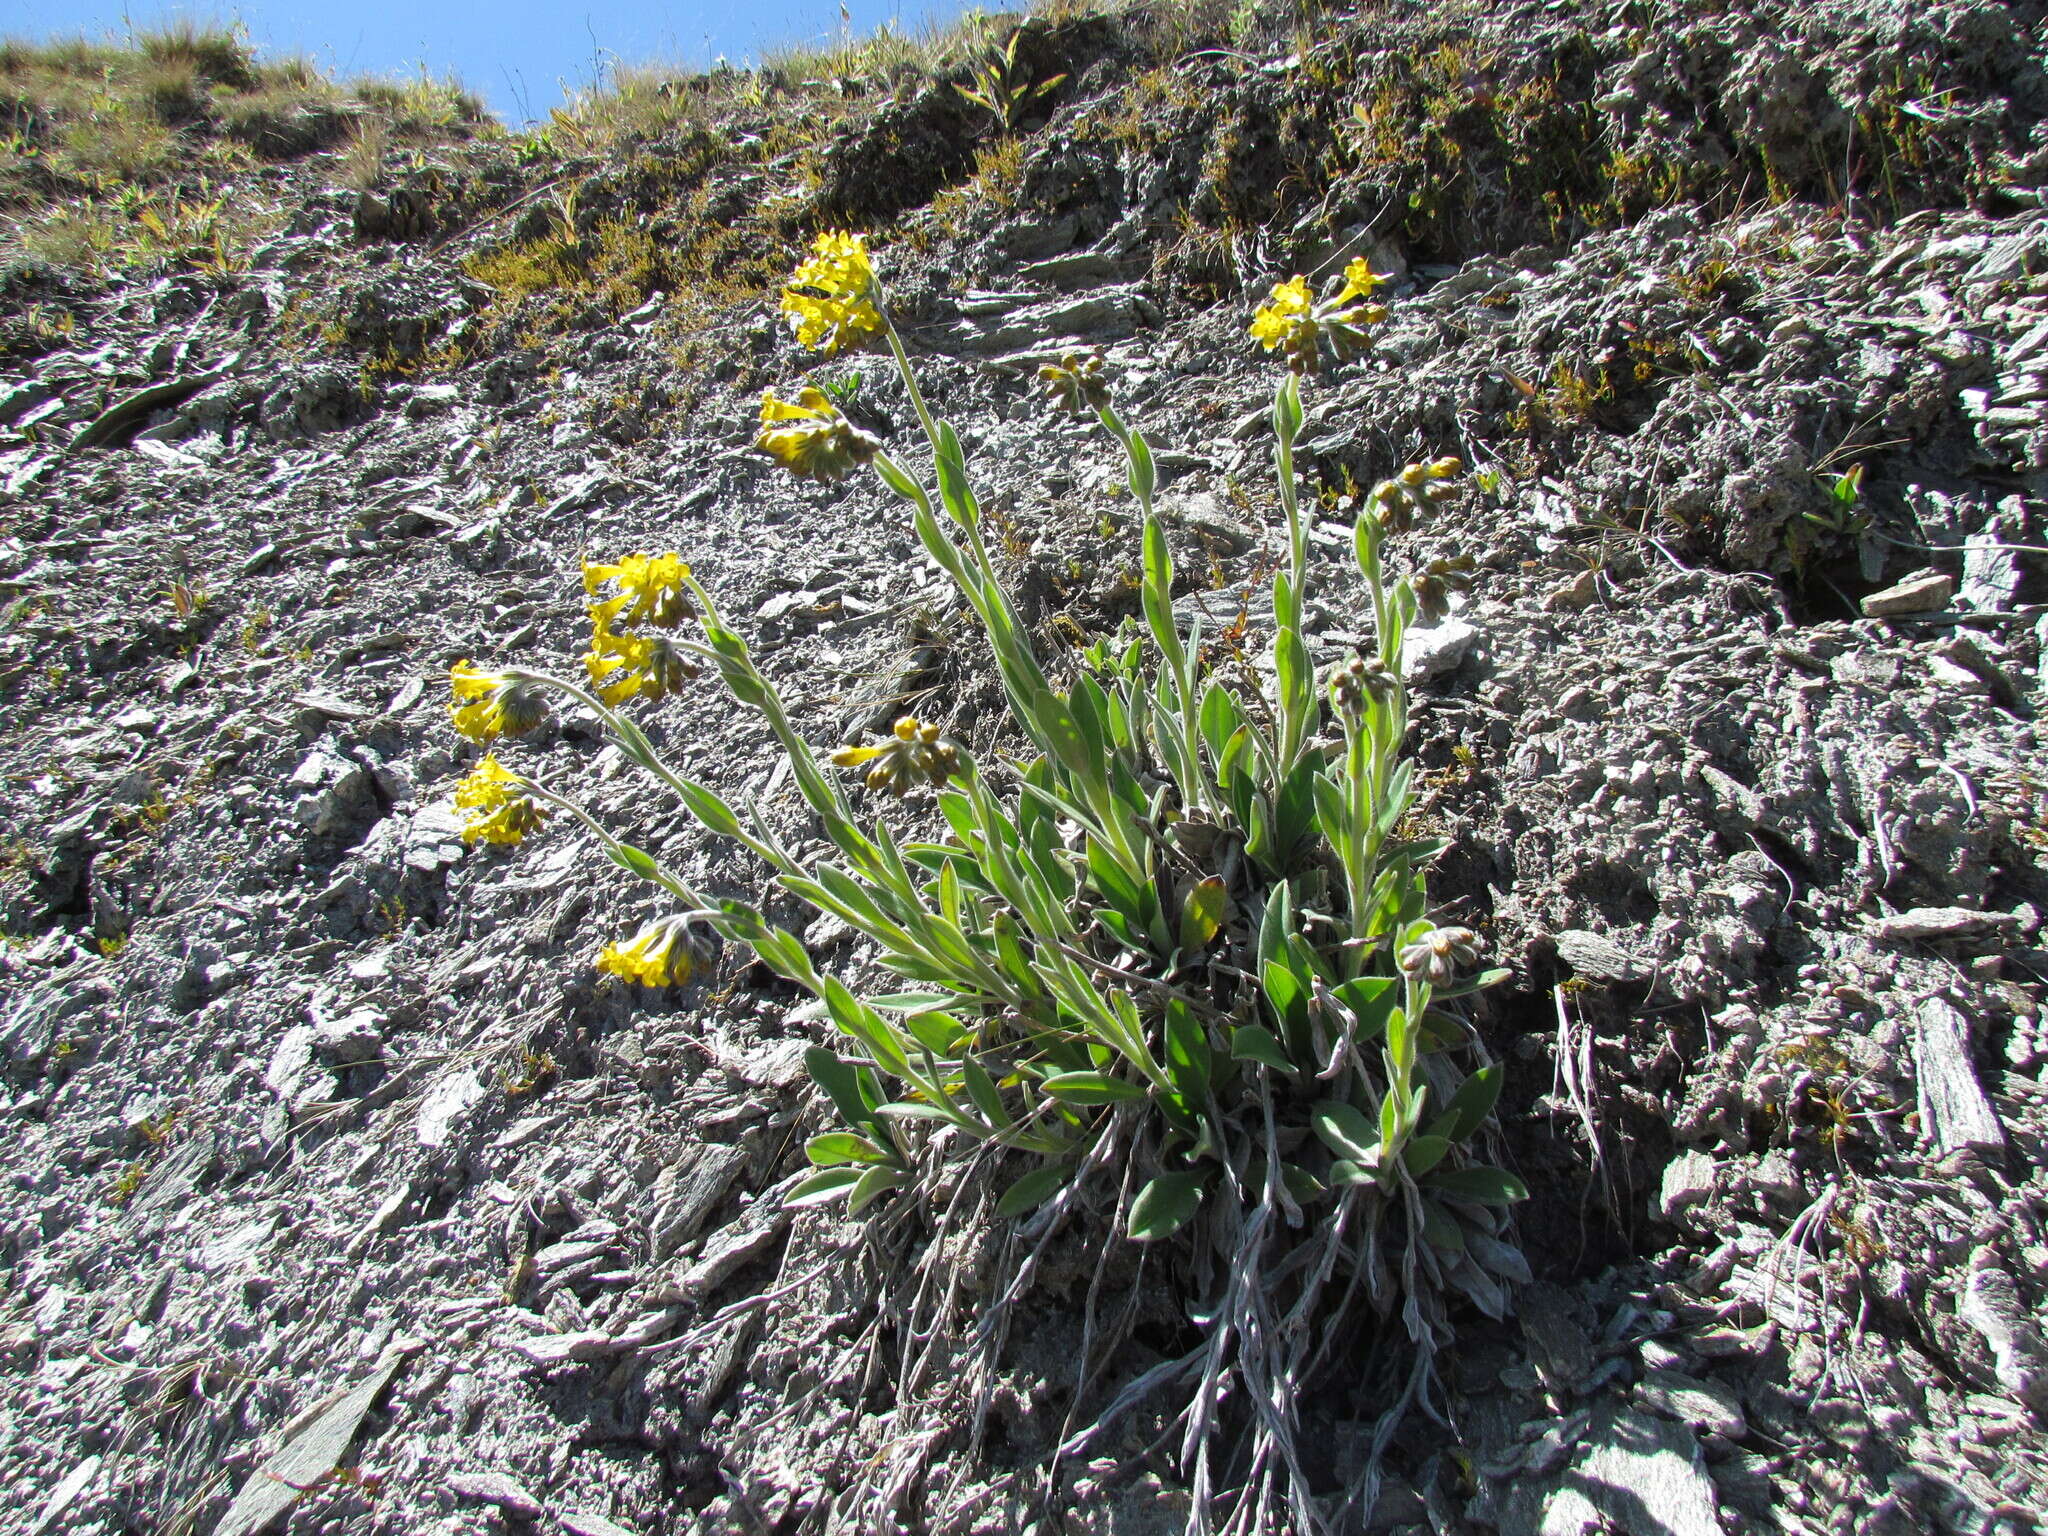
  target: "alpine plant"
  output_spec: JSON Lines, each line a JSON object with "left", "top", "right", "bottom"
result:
{"left": 442, "top": 229, "right": 1523, "bottom": 1535}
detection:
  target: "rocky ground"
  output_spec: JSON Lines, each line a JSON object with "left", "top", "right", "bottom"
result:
{"left": 2, "top": 0, "right": 2046, "bottom": 1532}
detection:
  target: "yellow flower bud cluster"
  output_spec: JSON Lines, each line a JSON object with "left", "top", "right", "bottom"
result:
{"left": 1037, "top": 351, "right": 1110, "bottom": 414}
{"left": 1370, "top": 457, "right": 1463, "bottom": 535}
{"left": 830, "top": 715, "right": 960, "bottom": 795}
{"left": 581, "top": 552, "right": 701, "bottom": 707}
{"left": 753, "top": 387, "right": 882, "bottom": 483}
{"left": 596, "top": 914, "right": 695, "bottom": 987}
{"left": 780, "top": 231, "right": 882, "bottom": 358}
{"left": 453, "top": 753, "right": 548, "bottom": 845}
{"left": 1328, "top": 654, "right": 1397, "bottom": 716}
{"left": 449, "top": 661, "right": 551, "bottom": 745}
{"left": 1249, "top": 259, "right": 1393, "bottom": 376}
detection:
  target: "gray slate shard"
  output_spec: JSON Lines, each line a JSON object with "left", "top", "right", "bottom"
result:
{"left": 1555, "top": 928, "right": 1652, "bottom": 983}
{"left": 1915, "top": 996, "right": 2004, "bottom": 1155}
{"left": 215, "top": 1340, "right": 419, "bottom": 1536}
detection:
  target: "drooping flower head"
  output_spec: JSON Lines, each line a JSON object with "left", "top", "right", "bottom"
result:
{"left": 1250, "top": 267, "right": 1392, "bottom": 375}
{"left": 781, "top": 231, "right": 883, "bottom": 357}
{"left": 1397, "top": 925, "right": 1482, "bottom": 988}
{"left": 583, "top": 552, "right": 694, "bottom": 630}
{"left": 582, "top": 619, "right": 700, "bottom": 706}
{"left": 830, "top": 715, "right": 960, "bottom": 795}
{"left": 452, "top": 754, "right": 548, "bottom": 845}
{"left": 1037, "top": 351, "right": 1111, "bottom": 414}
{"left": 449, "top": 661, "right": 551, "bottom": 745}
{"left": 596, "top": 915, "right": 695, "bottom": 987}
{"left": 754, "top": 387, "right": 882, "bottom": 482}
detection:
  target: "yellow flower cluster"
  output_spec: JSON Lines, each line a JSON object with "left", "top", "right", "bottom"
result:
{"left": 579, "top": 551, "right": 701, "bottom": 707}
{"left": 754, "top": 388, "right": 882, "bottom": 483}
{"left": 453, "top": 754, "right": 548, "bottom": 844}
{"left": 449, "top": 661, "right": 550, "bottom": 745}
{"left": 584, "top": 552, "right": 694, "bottom": 629}
{"left": 596, "top": 916, "right": 694, "bottom": 987}
{"left": 584, "top": 624, "right": 698, "bottom": 706}
{"left": 1249, "top": 258, "right": 1393, "bottom": 375}
{"left": 781, "top": 231, "right": 882, "bottom": 357}
{"left": 830, "top": 715, "right": 960, "bottom": 795}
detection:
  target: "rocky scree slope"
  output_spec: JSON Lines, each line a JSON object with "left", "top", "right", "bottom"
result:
{"left": 0, "top": 1, "right": 2046, "bottom": 1533}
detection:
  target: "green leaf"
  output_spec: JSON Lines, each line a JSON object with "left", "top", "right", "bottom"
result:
{"left": 1311, "top": 769, "right": 1351, "bottom": 846}
{"left": 1330, "top": 976, "right": 1399, "bottom": 1042}
{"left": 874, "top": 454, "right": 925, "bottom": 503}
{"left": 1086, "top": 836, "right": 1149, "bottom": 930}
{"left": 1311, "top": 1100, "right": 1380, "bottom": 1162}
{"left": 866, "top": 992, "right": 959, "bottom": 1014}
{"left": 1419, "top": 1197, "right": 1466, "bottom": 1252}
{"left": 1127, "top": 429, "right": 1157, "bottom": 506}
{"left": 1128, "top": 1171, "right": 1205, "bottom": 1242}
{"left": 674, "top": 779, "right": 744, "bottom": 840}
{"left": 1177, "top": 876, "right": 1229, "bottom": 951}
{"left": 786, "top": 1167, "right": 864, "bottom": 1207}
{"left": 847, "top": 1164, "right": 905, "bottom": 1215}
{"left": 1041, "top": 1071, "right": 1146, "bottom": 1105}
{"left": 1426, "top": 1164, "right": 1530, "bottom": 1206}
{"left": 807, "top": 1132, "right": 888, "bottom": 1166}
{"left": 1198, "top": 683, "right": 1243, "bottom": 763}
{"left": 604, "top": 842, "right": 663, "bottom": 883}
{"left": 933, "top": 421, "right": 979, "bottom": 529}
{"left": 1433, "top": 1064, "right": 1504, "bottom": 1143}
{"left": 1260, "top": 957, "right": 1312, "bottom": 1052}
{"left": 1273, "top": 375, "right": 1303, "bottom": 447}
{"left": 1230, "top": 1025, "right": 1296, "bottom": 1076}
{"left": 1401, "top": 1134, "right": 1453, "bottom": 1177}
{"left": 995, "top": 1162, "right": 1070, "bottom": 1219}
{"left": 805, "top": 1045, "right": 879, "bottom": 1130}
{"left": 958, "top": 1057, "right": 1012, "bottom": 1129}
{"left": 1163, "top": 997, "right": 1211, "bottom": 1104}
{"left": 1436, "top": 966, "right": 1513, "bottom": 999}
{"left": 1275, "top": 625, "right": 1312, "bottom": 726}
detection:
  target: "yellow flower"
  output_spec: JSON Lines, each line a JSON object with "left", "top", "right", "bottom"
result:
{"left": 596, "top": 916, "right": 694, "bottom": 987}
{"left": 582, "top": 620, "right": 699, "bottom": 705}
{"left": 830, "top": 715, "right": 960, "bottom": 794}
{"left": 449, "top": 661, "right": 550, "bottom": 744}
{"left": 1337, "top": 258, "right": 1390, "bottom": 304}
{"left": 1249, "top": 276, "right": 1314, "bottom": 356}
{"left": 582, "top": 552, "right": 694, "bottom": 630}
{"left": 1249, "top": 269, "right": 1390, "bottom": 375}
{"left": 453, "top": 755, "right": 547, "bottom": 844}
{"left": 781, "top": 231, "right": 882, "bottom": 357}
{"left": 754, "top": 387, "right": 882, "bottom": 482}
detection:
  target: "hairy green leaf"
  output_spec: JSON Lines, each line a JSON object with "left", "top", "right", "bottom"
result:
{"left": 1231, "top": 1025, "right": 1295, "bottom": 1076}
{"left": 995, "top": 1162, "right": 1070, "bottom": 1219}
{"left": 786, "top": 1167, "right": 864, "bottom": 1207}
{"left": 806, "top": 1132, "right": 889, "bottom": 1167}
{"left": 1426, "top": 1164, "right": 1530, "bottom": 1206}
{"left": 1041, "top": 1071, "right": 1146, "bottom": 1105}
{"left": 1128, "top": 1170, "right": 1205, "bottom": 1242}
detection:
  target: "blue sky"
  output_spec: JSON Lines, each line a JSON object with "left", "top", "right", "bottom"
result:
{"left": 8, "top": 0, "right": 980, "bottom": 124}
